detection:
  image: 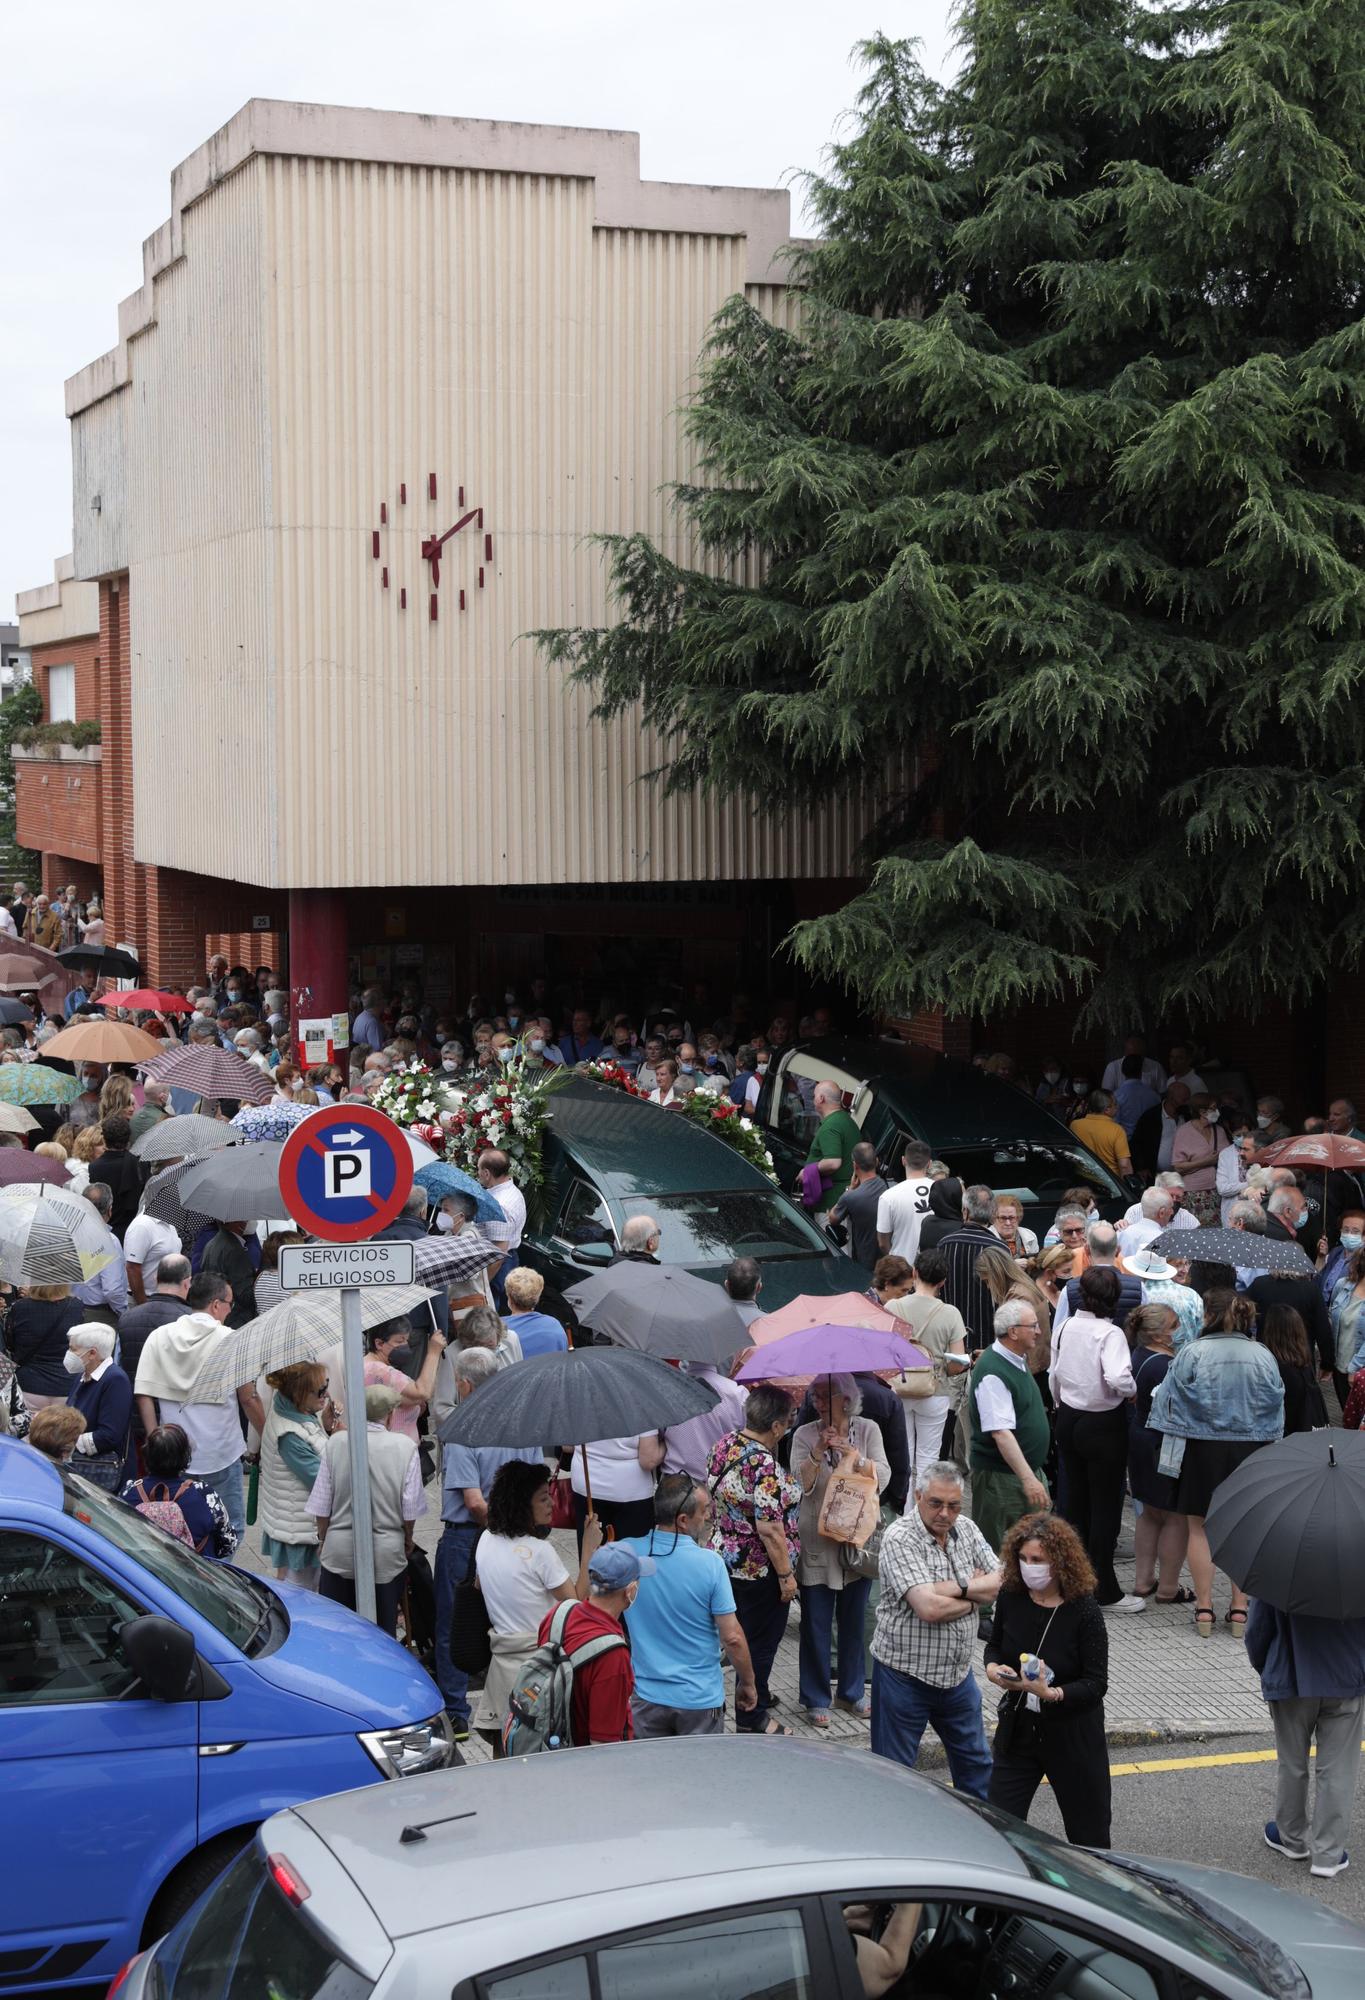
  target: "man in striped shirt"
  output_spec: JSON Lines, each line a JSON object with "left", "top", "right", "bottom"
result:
{"left": 936, "top": 1185, "right": 1001, "bottom": 1354}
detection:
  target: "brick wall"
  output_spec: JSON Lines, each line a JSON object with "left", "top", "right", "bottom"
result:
{"left": 40, "top": 854, "right": 102, "bottom": 903}
{"left": 30, "top": 634, "right": 100, "bottom": 724}
{"left": 14, "top": 752, "right": 101, "bottom": 868}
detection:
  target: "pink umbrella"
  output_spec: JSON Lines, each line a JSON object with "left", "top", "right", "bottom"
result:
{"left": 1255, "top": 1134, "right": 1365, "bottom": 1239}
{"left": 140, "top": 1043, "right": 274, "bottom": 1105}
{"left": 749, "top": 1290, "right": 902, "bottom": 1341}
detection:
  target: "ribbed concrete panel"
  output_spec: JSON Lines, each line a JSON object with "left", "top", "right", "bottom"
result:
{"left": 75, "top": 129, "right": 861, "bottom": 889}
{"left": 124, "top": 163, "right": 273, "bottom": 882}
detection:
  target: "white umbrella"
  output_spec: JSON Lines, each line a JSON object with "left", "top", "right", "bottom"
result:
{"left": 0, "top": 1183, "right": 117, "bottom": 1282}
{"left": 183, "top": 1285, "right": 437, "bottom": 1403}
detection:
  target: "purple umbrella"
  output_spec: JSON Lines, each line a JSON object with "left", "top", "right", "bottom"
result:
{"left": 0, "top": 1152, "right": 70, "bottom": 1188}
{"left": 735, "top": 1321, "right": 929, "bottom": 1383}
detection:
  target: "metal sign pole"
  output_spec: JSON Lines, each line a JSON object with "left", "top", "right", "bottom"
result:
{"left": 340, "top": 1285, "right": 378, "bottom": 1624}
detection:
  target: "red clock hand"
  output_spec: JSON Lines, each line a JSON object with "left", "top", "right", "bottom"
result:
{"left": 420, "top": 509, "right": 480, "bottom": 588}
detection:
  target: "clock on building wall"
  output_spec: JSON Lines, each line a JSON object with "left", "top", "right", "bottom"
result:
{"left": 371, "top": 474, "right": 494, "bottom": 622}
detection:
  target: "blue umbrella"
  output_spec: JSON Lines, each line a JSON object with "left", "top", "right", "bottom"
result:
{"left": 414, "top": 1160, "right": 505, "bottom": 1226}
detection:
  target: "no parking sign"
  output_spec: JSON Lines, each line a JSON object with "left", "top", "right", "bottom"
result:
{"left": 278, "top": 1104, "right": 414, "bottom": 1243}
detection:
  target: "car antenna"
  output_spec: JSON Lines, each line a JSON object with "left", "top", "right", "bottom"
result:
{"left": 400, "top": 1809, "right": 478, "bottom": 1845}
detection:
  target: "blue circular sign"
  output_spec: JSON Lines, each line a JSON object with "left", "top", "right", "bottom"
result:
{"left": 279, "top": 1104, "right": 415, "bottom": 1242}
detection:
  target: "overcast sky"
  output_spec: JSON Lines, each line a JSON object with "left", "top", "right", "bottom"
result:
{"left": 1, "top": 0, "right": 956, "bottom": 618}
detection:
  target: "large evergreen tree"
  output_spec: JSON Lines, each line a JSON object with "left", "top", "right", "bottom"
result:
{"left": 539, "top": 1, "right": 1365, "bottom": 1027}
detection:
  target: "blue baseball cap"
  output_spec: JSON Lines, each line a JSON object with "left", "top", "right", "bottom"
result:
{"left": 588, "top": 1543, "right": 657, "bottom": 1590}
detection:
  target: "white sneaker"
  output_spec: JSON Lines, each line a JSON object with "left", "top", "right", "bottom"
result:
{"left": 1104, "top": 1594, "right": 1148, "bottom": 1613}
{"left": 1311, "top": 1852, "right": 1350, "bottom": 1878}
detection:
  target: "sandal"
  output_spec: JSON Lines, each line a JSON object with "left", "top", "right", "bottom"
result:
{"left": 1225, "top": 1607, "right": 1248, "bottom": 1627}
{"left": 1134, "top": 1585, "right": 1158, "bottom": 1598}
{"left": 1194, "top": 1606, "right": 1216, "bottom": 1637}
{"left": 807, "top": 1710, "right": 831, "bottom": 1729}
{"left": 762, "top": 1720, "right": 791, "bottom": 1736}
{"left": 1156, "top": 1587, "right": 1196, "bottom": 1605}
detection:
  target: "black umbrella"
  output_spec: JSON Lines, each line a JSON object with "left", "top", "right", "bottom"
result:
{"left": 1206, "top": 1430, "right": 1365, "bottom": 1618}
{"left": 0, "top": 999, "right": 33, "bottom": 1028}
{"left": 564, "top": 1260, "right": 749, "bottom": 1365}
{"left": 435, "top": 1346, "right": 718, "bottom": 1511}
{"left": 1147, "top": 1225, "right": 1313, "bottom": 1276}
{"left": 57, "top": 945, "right": 141, "bottom": 978}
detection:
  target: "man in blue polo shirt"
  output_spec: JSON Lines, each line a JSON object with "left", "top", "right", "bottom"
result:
{"left": 623, "top": 1473, "right": 757, "bottom": 1736}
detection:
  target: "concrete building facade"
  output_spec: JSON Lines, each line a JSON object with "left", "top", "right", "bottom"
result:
{"left": 29, "top": 97, "right": 866, "bottom": 1025}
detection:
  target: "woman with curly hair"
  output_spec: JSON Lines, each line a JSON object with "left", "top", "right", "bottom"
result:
{"left": 984, "top": 1512, "right": 1111, "bottom": 1847}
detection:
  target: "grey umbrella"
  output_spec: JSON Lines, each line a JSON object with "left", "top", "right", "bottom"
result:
{"left": 141, "top": 1153, "right": 223, "bottom": 1248}
{"left": 1206, "top": 1431, "right": 1365, "bottom": 1618}
{"left": 173, "top": 1142, "right": 285, "bottom": 1222}
{"left": 435, "top": 1346, "right": 718, "bottom": 1510}
{"left": 131, "top": 1114, "right": 242, "bottom": 1163}
{"left": 564, "top": 1259, "right": 750, "bottom": 1365}
{"left": 1147, "top": 1225, "right": 1313, "bottom": 1275}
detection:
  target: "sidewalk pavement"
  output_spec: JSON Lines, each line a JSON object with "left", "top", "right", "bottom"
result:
{"left": 238, "top": 1494, "right": 1272, "bottom": 1768}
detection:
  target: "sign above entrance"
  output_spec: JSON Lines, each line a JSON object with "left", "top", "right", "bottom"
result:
{"left": 279, "top": 1104, "right": 414, "bottom": 1243}
{"left": 278, "top": 1241, "right": 415, "bottom": 1292}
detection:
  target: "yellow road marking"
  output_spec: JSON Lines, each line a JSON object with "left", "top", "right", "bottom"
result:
{"left": 1108, "top": 1743, "right": 1365, "bottom": 1778}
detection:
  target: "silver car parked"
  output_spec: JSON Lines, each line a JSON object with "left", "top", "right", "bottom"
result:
{"left": 116, "top": 1738, "right": 1365, "bottom": 2000}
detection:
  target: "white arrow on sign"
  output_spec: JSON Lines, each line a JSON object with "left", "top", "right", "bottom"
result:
{"left": 328, "top": 1129, "right": 365, "bottom": 1146}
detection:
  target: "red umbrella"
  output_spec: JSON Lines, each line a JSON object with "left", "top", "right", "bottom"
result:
{"left": 1255, "top": 1134, "right": 1365, "bottom": 1242}
{"left": 140, "top": 1042, "right": 274, "bottom": 1104}
{"left": 0, "top": 1153, "right": 70, "bottom": 1187}
{"left": 96, "top": 990, "right": 193, "bottom": 1014}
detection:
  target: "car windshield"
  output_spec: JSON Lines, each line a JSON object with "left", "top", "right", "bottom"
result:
{"left": 622, "top": 1191, "right": 829, "bottom": 1265}
{"left": 934, "top": 1142, "right": 1128, "bottom": 1205}
{"left": 150, "top": 1843, "right": 373, "bottom": 2000}
{"left": 983, "top": 1806, "right": 1308, "bottom": 1999}
{"left": 62, "top": 1471, "right": 274, "bottom": 1655}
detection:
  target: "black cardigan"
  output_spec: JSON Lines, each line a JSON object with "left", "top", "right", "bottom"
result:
{"left": 985, "top": 1590, "right": 1108, "bottom": 1713}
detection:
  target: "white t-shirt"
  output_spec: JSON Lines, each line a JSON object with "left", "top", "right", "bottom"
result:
{"left": 153, "top": 1394, "right": 243, "bottom": 1476}
{"left": 476, "top": 1531, "right": 570, "bottom": 1635}
{"left": 874, "top": 1177, "right": 935, "bottom": 1260}
{"left": 123, "top": 1213, "right": 183, "bottom": 1293}
{"left": 488, "top": 1179, "right": 527, "bottom": 1254}
{"left": 571, "top": 1435, "right": 655, "bottom": 1501}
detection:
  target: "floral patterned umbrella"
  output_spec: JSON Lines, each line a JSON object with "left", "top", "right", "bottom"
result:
{"left": 230, "top": 1101, "right": 315, "bottom": 1143}
{"left": 0, "top": 1064, "right": 83, "bottom": 1107}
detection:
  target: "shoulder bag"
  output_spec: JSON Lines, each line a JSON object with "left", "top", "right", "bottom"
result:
{"left": 890, "top": 1303, "right": 944, "bottom": 1401}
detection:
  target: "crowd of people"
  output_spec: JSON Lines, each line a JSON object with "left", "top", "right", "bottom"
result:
{"left": 5, "top": 952, "right": 1365, "bottom": 1866}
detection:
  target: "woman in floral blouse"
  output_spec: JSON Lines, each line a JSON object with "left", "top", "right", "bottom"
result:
{"left": 708, "top": 1382, "right": 800, "bottom": 1736}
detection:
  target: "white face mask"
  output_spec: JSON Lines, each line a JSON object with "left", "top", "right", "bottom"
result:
{"left": 498, "top": 1046, "right": 515, "bottom": 1064}
{"left": 1256, "top": 1114, "right": 1271, "bottom": 1128}
{"left": 1071, "top": 1080, "right": 1087, "bottom": 1095}
{"left": 529, "top": 1038, "right": 545, "bottom": 1054}
{"left": 1206, "top": 1108, "right": 1219, "bottom": 1124}
{"left": 436, "top": 1210, "right": 455, "bottom": 1233}
{"left": 1019, "top": 1559, "right": 1053, "bottom": 1592}
{"left": 62, "top": 1349, "right": 86, "bottom": 1376}
{"left": 1043, "top": 1069, "right": 1060, "bottom": 1084}
{"left": 442, "top": 1059, "right": 460, "bottom": 1072}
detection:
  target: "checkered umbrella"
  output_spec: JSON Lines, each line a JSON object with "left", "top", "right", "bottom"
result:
{"left": 182, "top": 1285, "right": 439, "bottom": 1404}
{"left": 130, "top": 1114, "right": 242, "bottom": 1163}
{"left": 140, "top": 1043, "right": 274, "bottom": 1105}
{"left": 141, "top": 1153, "right": 221, "bottom": 1248}
{"left": 411, "top": 1229, "right": 500, "bottom": 1287}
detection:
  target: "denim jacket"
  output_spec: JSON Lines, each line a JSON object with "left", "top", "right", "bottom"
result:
{"left": 1146, "top": 1332, "right": 1284, "bottom": 1444}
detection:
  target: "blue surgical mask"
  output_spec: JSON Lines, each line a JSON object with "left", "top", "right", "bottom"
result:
{"left": 529, "top": 1038, "right": 545, "bottom": 1054}
{"left": 1343, "top": 1234, "right": 1364, "bottom": 1253}
{"left": 498, "top": 1046, "right": 514, "bottom": 1063}
{"left": 680, "top": 1062, "right": 695, "bottom": 1075}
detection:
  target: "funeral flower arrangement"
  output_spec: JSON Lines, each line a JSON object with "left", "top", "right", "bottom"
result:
{"left": 574, "top": 1059, "right": 778, "bottom": 1183}
{"left": 370, "top": 1059, "right": 566, "bottom": 1196}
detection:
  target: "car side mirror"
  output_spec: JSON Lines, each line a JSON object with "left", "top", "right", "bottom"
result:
{"left": 118, "top": 1615, "right": 197, "bottom": 1702}
{"left": 570, "top": 1242, "right": 613, "bottom": 1268}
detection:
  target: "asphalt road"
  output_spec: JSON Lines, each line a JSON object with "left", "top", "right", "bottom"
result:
{"left": 1017, "top": 1729, "right": 1365, "bottom": 1927}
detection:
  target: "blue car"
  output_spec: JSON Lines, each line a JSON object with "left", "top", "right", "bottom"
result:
{"left": 0, "top": 1439, "right": 455, "bottom": 1994}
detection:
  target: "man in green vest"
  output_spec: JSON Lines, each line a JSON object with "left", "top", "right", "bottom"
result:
{"left": 968, "top": 1298, "right": 1051, "bottom": 1555}
{"left": 806, "top": 1080, "right": 861, "bottom": 1213}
